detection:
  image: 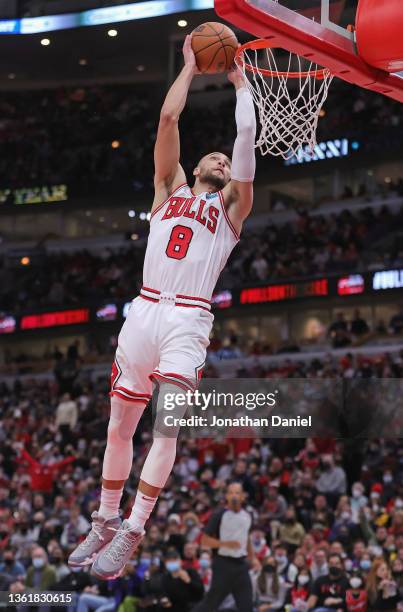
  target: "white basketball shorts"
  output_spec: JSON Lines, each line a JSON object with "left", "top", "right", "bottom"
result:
{"left": 110, "top": 290, "right": 214, "bottom": 405}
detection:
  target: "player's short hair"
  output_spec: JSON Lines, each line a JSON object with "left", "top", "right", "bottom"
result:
{"left": 197, "top": 152, "right": 232, "bottom": 168}
{"left": 226, "top": 480, "right": 244, "bottom": 492}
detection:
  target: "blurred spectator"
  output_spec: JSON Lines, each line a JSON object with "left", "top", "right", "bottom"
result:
{"left": 366, "top": 559, "right": 400, "bottom": 610}
{"left": 251, "top": 254, "right": 269, "bottom": 281}
{"left": 16, "top": 446, "right": 76, "bottom": 494}
{"left": 345, "top": 569, "right": 367, "bottom": 612}
{"left": 0, "top": 546, "right": 26, "bottom": 580}
{"left": 252, "top": 556, "right": 288, "bottom": 611}
{"left": 55, "top": 393, "right": 78, "bottom": 452}
{"left": 307, "top": 553, "right": 349, "bottom": 611}
{"left": 310, "top": 548, "right": 329, "bottom": 582}
{"left": 289, "top": 566, "right": 311, "bottom": 612}
{"left": 350, "top": 309, "right": 370, "bottom": 337}
{"left": 328, "top": 313, "right": 352, "bottom": 349}
{"left": 60, "top": 505, "right": 91, "bottom": 549}
{"left": 278, "top": 506, "right": 306, "bottom": 553}
{"left": 24, "top": 546, "right": 57, "bottom": 594}
{"left": 316, "top": 456, "right": 347, "bottom": 502}
{"left": 157, "top": 547, "right": 204, "bottom": 612}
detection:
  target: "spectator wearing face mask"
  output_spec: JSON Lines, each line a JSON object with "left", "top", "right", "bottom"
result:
{"left": 0, "top": 546, "right": 26, "bottom": 580}
{"left": 183, "top": 512, "right": 202, "bottom": 543}
{"left": 198, "top": 551, "right": 213, "bottom": 589}
{"left": 10, "top": 546, "right": 58, "bottom": 608}
{"left": 252, "top": 556, "right": 288, "bottom": 611}
{"left": 289, "top": 567, "right": 311, "bottom": 612}
{"left": 250, "top": 529, "right": 271, "bottom": 562}
{"left": 159, "top": 548, "right": 204, "bottom": 612}
{"left": 366, "top": 559, "right": 399, "bottom": 611}
{"left": 273, "top": 544, "right": 290, "bottom": 577}
{"left": 26, "top": 547, "right": 56, "bottom": 589}
{"left": 359, "top": 554, "right": 372, "bottom": 576}
{"left": 351, "top": 483, "right": 368, "bottom": 522}
{"left": 279, "top": 507, "right": 306, "bottom": 553}
{"left": 307, "top": 553, "right": 349, "bottom": 611}
{"left": 136, "top": 551, "right": 153, "bottom": 579}
{"left": 316, "top": 456, "right": 347, "bottom": 505}
{"left": 350, "top": 541, "right": 367, "bottom": 570}
{"left": 345, "top": 570, "right": 367, "bottom": 612}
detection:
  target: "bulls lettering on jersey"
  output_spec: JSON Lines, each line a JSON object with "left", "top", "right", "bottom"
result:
{"left": 143, "top": 184, "right": 239, "bottom": 300}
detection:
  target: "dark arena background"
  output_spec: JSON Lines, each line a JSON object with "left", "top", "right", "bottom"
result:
{"left": 1, "top": 0, "right": 403, "bottom": 611}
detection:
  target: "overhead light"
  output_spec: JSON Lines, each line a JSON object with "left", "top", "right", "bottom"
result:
{"left": 146, "top": 212, "right": 151, "bottom": 221}
{"left": 99, "top": 217, "right": 105, "bottom": 222}
{"left": 385, "top": 177, "right": 392, "bottom": 183}
{"left": 128, "top": 210, "right": 135, "bottom": 218}
{"left": 131, "top": 233, "right": 139, "bottom": 241}
{"left": 136, "top": 65, "right": 145, "bottom": 72}
{"left": 85, "top": 210, "right": 92, "bottom": 217}
{"left": 177, "top": 19, "right": 188, "bottom": 27}
{"left": 108, "top": 29, "right": 118, "bottom": 37}
{"left": 8, "top": 73, "right": 16, "bottom": 80}
{"left": 111, "top": 140, "right": 120, "bottom": 149}
{"left": 79, "top": 58, "right": 88, "bottom": 66}
{"left": 112, "top": 222, "right": 118, "bottom": 229}
{"left": 41, "top": 38, "right": 50, "bottom": 46}
{"left": 319, "top": 109, "right": 326, "bottom": 117}
{"left": 21, "top": 257, "right": 30, "bottom": 266}
{"left": 139, "top": 212, "right": 146, "bottom": 220}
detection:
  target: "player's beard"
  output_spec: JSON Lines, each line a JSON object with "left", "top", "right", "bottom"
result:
{"left": 199, "top": 169, "right": 227, "bottom": 190}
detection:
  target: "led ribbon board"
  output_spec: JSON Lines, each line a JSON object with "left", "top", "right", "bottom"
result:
{"left": 0, "top": 0, "right": 214, "bottom": 34}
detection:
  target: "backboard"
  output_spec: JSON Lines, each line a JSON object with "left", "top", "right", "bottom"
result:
{"left": 215, "top": 0, "right": 403, "bottom": 102}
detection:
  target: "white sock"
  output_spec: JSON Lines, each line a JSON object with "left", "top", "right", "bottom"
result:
{"left": 127, "top": 490, "right": 158, "bottom": 531}
{"left": 98, "top": 486, "right": 123, "bottom": 520}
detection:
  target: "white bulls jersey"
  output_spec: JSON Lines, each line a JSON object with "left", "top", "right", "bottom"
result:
{"left": 143, "top": 183, "right": 239, "bottom": 300}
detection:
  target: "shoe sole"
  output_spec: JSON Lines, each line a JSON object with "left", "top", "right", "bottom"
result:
{"left": 67, "top": 541, "right": 114, "bottom": 568}
{"left": 90, "top": 563, "right": 126, "bottom": 581}
{"left": 90, "top": 534, "right": 145, "bottom": 580}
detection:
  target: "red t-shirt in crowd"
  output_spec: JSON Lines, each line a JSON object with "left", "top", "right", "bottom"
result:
{"left": 17, "top": 449, "right": 75, "bottom": 493}
{"left": 346, "top": 588, "right": 367, "bottom": 611}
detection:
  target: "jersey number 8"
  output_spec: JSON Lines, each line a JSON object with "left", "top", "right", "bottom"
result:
{"left": 166, "top": 225, "right": 194, "bottom": 260}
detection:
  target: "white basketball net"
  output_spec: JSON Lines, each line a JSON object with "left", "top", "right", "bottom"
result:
{"left": 237, "top": 46, "right": 333, "bottom": 160}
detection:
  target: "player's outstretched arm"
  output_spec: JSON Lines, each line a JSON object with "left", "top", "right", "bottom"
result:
{"left": 222, "top": 67, "right": 256, "bottom": 236}
{"left": 152, "top": 35, "right": 198, "bottom": 209}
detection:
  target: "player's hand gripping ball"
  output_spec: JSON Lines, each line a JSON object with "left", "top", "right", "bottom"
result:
{"left": 191, "top": 22, "right": 238, "bottom": 74}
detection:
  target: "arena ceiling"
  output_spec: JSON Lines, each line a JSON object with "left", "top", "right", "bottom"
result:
{"left": 0, "top": 8, "right": 223, "bottom": 87}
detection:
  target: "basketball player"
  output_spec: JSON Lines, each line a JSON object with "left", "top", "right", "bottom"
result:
{"left": 68, "top": 34, "right": 256, "bottom": 580}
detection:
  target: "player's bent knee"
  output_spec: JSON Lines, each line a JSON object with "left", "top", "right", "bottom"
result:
{"left": 153, "top": 381, "right": 190, "bottom": 438}
{"left": 107, "top": 397, "right": 144, "bottom": 444}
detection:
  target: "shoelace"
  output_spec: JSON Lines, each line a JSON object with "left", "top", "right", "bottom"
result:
{"left": 81, "top": 522, "right": 115, "bottom": 549}
{"left": 104, "top": 526, "right": 143, "bottom": 564}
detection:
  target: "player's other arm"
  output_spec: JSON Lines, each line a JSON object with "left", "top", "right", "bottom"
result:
{"left": 152, "top": 35, "right": 198, "bottom": 211}
{"left": 222, "top": 68, "right": 256, "bottom": 236}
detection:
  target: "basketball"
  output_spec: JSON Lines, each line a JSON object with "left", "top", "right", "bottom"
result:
{"left": 191, "top": 22, "right": 238, "bottom": 74}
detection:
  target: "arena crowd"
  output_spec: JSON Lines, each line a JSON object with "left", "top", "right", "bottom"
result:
{"left": 2, "top": 203, "right": 403, "bottom": 314}
{"left": 0, "top": 370, "right": 402, "bottom": 611}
